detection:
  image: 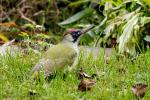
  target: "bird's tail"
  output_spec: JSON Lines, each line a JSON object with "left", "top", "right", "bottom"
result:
{"left": 30, "top": 58, "right": 46, "bottom": 79}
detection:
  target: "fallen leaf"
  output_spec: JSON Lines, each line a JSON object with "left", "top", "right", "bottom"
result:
{"left": 131, "top": 83, "right": 148, "bottom": 99}
{"left": 78, "top": 78, "right": 96, "bottom": 92}
{"left": 78, "top": 68, "right": 91, "bottom": 79}
{"left": 0, "top": 22, "right": 18, "bottom": 27}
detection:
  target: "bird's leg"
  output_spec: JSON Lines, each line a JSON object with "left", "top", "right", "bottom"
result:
{"left": 69, "top": 57, "right": 78, "bottom": 71}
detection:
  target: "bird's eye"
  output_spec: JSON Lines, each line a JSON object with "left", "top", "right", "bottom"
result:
{"left": 71, "top": 31, "right": 81, "bottom": 42}
{"left": 72, "top": 31, "right": 79, "bottom": 37}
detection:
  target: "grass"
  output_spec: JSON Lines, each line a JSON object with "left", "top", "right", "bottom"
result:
{"left": 0, "top": 49, "right": 150, "bottom": 100}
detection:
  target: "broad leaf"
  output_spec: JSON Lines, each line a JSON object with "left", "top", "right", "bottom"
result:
{"left": 58, "top": 8, "right": 94, "bottom": 25}
{"left": 118, "top": 13, "right": 139, "bottom": 55}
{"left": 103, "top": 22, "right": 115, "bottom": 38}
{"left": 140, "top": 17, "right": 150, "bottom": 26}
{"left": 144, "top": 35, "right": 150, "bottom": 42}
{"left": 143, "top": 0, "right": 150, "bottom": 7}
{"left": 68, "top": 0, "right": 90, "bottom": 7}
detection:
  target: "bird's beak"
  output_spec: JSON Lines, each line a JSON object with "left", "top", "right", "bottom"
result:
{"left": 81, "top": 25, "right": 95, "bottom": 34}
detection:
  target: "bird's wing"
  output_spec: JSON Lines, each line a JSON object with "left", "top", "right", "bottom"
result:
{"left": 31, "top": 43, "right": 77, "bottom": 77}
{"left": 43, "top": 43, "right": 77, "bottom": 60}
{"left": 43, "top": 43, "right": 78, "bottom": 70}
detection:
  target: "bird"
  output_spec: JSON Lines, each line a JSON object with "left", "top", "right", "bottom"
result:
{"left": 30, "top": 26, "right": 94, "bottom": 78}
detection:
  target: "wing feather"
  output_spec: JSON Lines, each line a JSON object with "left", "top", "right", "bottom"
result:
{"left": 31, "top": 43, "right": 77, "bottom": 77}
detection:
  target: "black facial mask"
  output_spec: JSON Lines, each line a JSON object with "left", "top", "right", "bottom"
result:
{"left": 71, "top": 31, "right": 82, "bottom": 43}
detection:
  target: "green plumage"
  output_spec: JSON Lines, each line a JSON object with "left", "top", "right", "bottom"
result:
{"left": 44, "top": 43, "right": 77, "bottom": 60}
{"left": 31, "top": 43, "right": 77, "bottom": 77}
{"left": 31, "top": 26, "right": 94, "bottom": 78}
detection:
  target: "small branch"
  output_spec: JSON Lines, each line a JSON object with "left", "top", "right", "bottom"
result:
{"left": 1, "top": 8, "right": 16, "bottom": 21}
{"left": 33, "top": 10, "right": 44, "bottom": 16}
{"left": 17, "top": 0, "right": 27, "bottom": 7}
{"left": 20, "top": 6, "right": 33, "bottom": 12}
{"left": 18, "top": 9, "right": 36, "bottom": 24}
{"left": 52, "top": 0, "right": 60, "bottom": 17}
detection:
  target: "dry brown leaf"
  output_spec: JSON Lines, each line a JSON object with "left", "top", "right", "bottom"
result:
{"left": 131, "top": 83, "right": 148, "bottom": 99}
{"left": 78, "top": 78, "right": 96, "bottom": 92}
{"left": 0, "top": 22, "right": 18, "bottom": 27}
{"left": 78, "top": 68, "right": 92, "bottom": 79}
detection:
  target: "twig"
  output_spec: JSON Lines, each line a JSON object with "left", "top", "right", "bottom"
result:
{"left": 21, "top": 6, "right": 33, "bottom": 12}
{"left": 17, "top": 0, "right": 27, "bottom": 7}
{"left": 33, "top": 10, "right": 44, "bottom": 16}
{"left": 52, "top": 0, "right": 60, "bottom": 17}
{"left": 18, "top": 9, "right": 36, "bottom": 24}
{"left": 1, "top": 8, "right": 16, "bottom": 21}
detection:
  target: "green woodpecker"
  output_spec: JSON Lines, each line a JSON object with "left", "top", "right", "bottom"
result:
{"left": 31, "top": 26, "right": 94, "bottom": 78}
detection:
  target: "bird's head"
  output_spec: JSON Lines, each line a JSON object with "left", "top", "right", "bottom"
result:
{"left": 63, "top": 26, "right": 94, "bottom": 44}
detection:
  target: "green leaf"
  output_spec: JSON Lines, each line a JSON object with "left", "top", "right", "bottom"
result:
{"left": 144, "top": 35, "right": 150, "bottom": 42}
{"left": 103, "top": 22, "right": 115, "bottom": 38}
{"left": 140, "top": 17, "right": 150, "bottom": 26}
{"left": 118, "top": 13, "right": 140, "bottom": 55}
{"left": 143, "top": 0, "right": 150, "bottom": 7}
{"left": 58, "top": 8, "right": 94, "bottom": 25}
{"left": 104, "top": 2, "right": 113, "bottom": 11}
{"left": 122, "top": 12, "right": 136, "bottom": 21}
{"left": 68, "top": 0, "right": 90, "bottom": 7}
